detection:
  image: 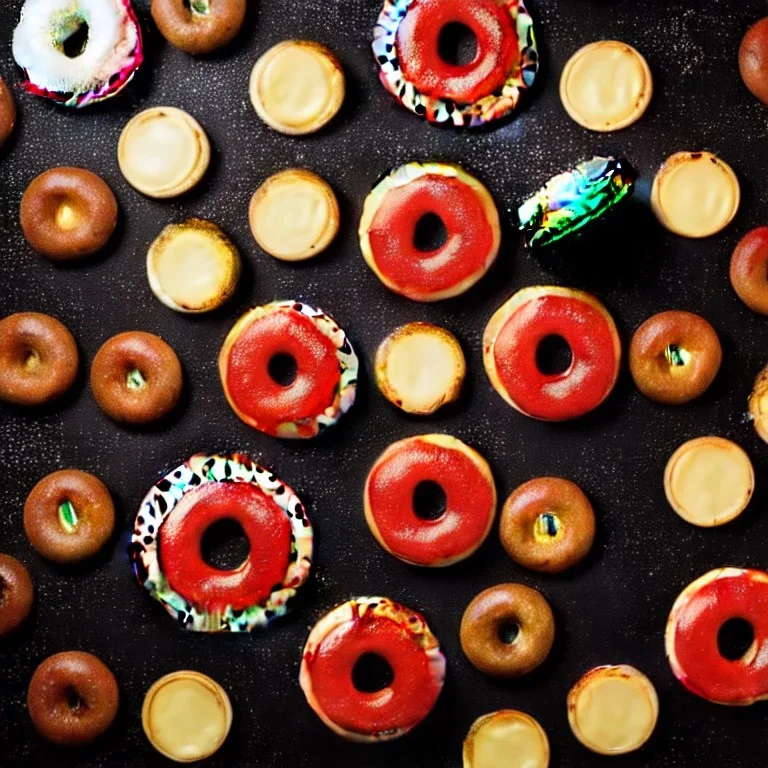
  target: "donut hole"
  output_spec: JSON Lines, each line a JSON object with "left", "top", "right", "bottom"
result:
{"left": 437, "top": 22, "right": 479, "bottom": 67}
{"left": 53, "top": 197, "right": 82, "bottom": 232}
{"left": 267, "top": 353, "right": 298, "bottom": 387}
{"left": 413, "top": 480, "right": 447, "bottom": 521}
{"left": 413, "top": 212, "right": 448, "bottom": 252}
{"left": 536, "top": 335, "right": 573, "bottom": 376}
{"left": 717, "top": 618, "right": 756, "bottom": 662}
{"left": 352, "top": 652, "right": 394, "bottom": 693}
{"left": 125, "top": 368, "right": 147, "bottom": 392}
{"left": 200, "top": 518, "right": 251, "bottom": 571}
{"left": 184, "top": 0, "right": 211, "bottom": 14}
{"left": 498, "top": 620, "right": 520, "bottom": 645}
{"left": 664, "top": 344, "right": 691, "bottom": 368}
{"left": 23, "top": 349, "right": 41, "bottom": 371}
{"left": 534, "top": 512, "right": 561, "bottom": 541}
{"left": 64, "top": 685, "right": 85, "bottom": 712}
{"left": 61, "top": 19, "right": 90, "bottom": 59}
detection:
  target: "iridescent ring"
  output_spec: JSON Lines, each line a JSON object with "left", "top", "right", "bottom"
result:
{"left": 373, "top": 0, "right": 538, "bottom": 127}
{"left": 130, "top": 453, "right": 313, "bottom": 633}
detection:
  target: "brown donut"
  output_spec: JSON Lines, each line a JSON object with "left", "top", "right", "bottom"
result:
{"left": 0, "top": 313, "right": 79, "bottom": 406}
{"left": 151, "top": 0, "right": 247, "bottom": 55}
{"left": 90, "top": 331, "right": 183, "bottom": 424}
{"left": 24, "top": 470, "right": 115, "bottom": 564}
{"left": 629, "top": 311, "right": 721, "bottom": 405}
{"left": 20, "top": 167, "right": 118, "bottom": 261}
{"left": 500, "top": 477, "right": 596, "bottom": 574}
{"left": 0, "top": 554, "right": 34, "bottom": 636}
{"left": 740, "top": 17, "right": 768, "bottom": 104}
{"left": 460, "top": 584, "right": 555, "bottom": 678}
{"left": 731, "top": 227, "right": 768, "bottom": 315}
{"left": 0, "top": 75, "right": 17, "bottom": 149}
{"left": 28, "top": 651, "right": 119, "bottom": 745}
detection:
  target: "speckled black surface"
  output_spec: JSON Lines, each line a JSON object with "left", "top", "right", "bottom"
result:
{"left": 1, "top": 0, "right": 767, "bottom": 765}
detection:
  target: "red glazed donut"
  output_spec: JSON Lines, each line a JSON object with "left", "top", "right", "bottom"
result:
{"left": 730, "top": 227, "right": 768, "bottom": 315}
{"left": 299, "top": 597, "right": 445, "bottom": 742}
{"left": 483, "top": 286, "right": 621, "bottom": 421}
{"left": 359, "top": 163, "right": 501, "bottom": 302}
{"left": 364, "top": 434, "right": 496, "bottom": 567}
{"left": 219, "top": 301, "right": 358, "bottom": 439}
{"left": 666, "top": 568, "right": 768, "bottom": 705}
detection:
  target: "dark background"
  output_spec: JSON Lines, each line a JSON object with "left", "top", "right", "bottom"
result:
{"left": 1, "top": 0, "right": 767, "bottom": 765}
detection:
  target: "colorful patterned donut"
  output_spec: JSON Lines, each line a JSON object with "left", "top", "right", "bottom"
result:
{"left": 219, "top": 301, "right": 358, "bottom": 439}
{"left": 484, "top": 286, "right": 621, "bottom": 421}
{"left": 373, "top": 0, "right": 538, "bottom": 127}
{"left": 12, "top": 0, "right": 143, "bottom": 108}
{"left": 360, "top": 163, "right": 501, "bottom": 301}
{"left": 364, "top": 435, "right": 497, "bottom": 567}
{"left": 299, "top": 597, "right": 445, "bottom": 742}
{"left": 666, "top": 568, "right": 768, "bottom": 705}
{"left": 130, "top": 453, "right": 312, "bottom": 633}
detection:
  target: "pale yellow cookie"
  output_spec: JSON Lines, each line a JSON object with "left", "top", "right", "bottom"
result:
{"left": 560, "top": 41, "right": 652, "bottom": 131}
{"left": 463, "top": 710, "right": 550, "bottom": 768}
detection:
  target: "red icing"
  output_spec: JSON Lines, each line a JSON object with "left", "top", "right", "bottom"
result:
{"left": 367, "top": 175, "right": 495, "bottom": 299}
{"left": 396, "top": 0, "right": 518, "bottom": 103}
{"left": 493, "top": 293, "right": 619, "bottom": 420}
{"left": 159, "top": 481, "right": 291, "bottom": 612}
{"left": 366, "top": 438, "right": 494, "bottom": 565}
{"left": 305, "top": 610, "right": 442, "bottom": 735}
{"left": 224, "top": 308, "right": 341, "bottom": 434}
{"left": 671, "top": 570, "right": 768, "bottom": 704}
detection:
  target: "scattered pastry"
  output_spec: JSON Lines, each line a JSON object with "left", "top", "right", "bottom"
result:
{"left": 0, "top": 312, "right": 78, "bottom": 406}
{"left": 249, "top": 40, "right": 345, "bottom": 135}
{"left": 299, "top": 597, "right": 445, "bottom": 742}
{"left": 463, "top": 710, "right": 550, "bottom": 768}
{"left": 651, "top": 151, "right": 740, "bottom": 238}
{"left": 27, "top": 651, "right": 119, "bottom": 745}
{"left": 24, "top": 469, "right": 115, "bottom": 564}
{"left": 560, "top": 41, "right": 652, "bottom": 132}
{"left": 750, "top": 363, "right": 768, "bottom": 443}
{"left": 730, "top": 227, "right": 768, "bottom": 314}
{"left": 483, "top": 286, "right": 621, "bottom": 421}
{"left": 118, "top": 107, "right": 211, "bottom": 198}
{"left": 249, "top": 169, "right": 339, "bottom": 261}
{"left": 360, "top": 162, "right": 501, "bottom": 301}
{"left": 0, "top": 554, "right": 34, "bottom": 636}
{"left": 20, "top": 167, "right": 118, "bottom": 261}
{"left": 739, "top": 17, "right": 768, "bottom": 104}
{"left": 664, "top": 436, "right": 753, "bottom": 527}
{"left": 147, "top": 219, "right": 240, "bottom": 313}
{"left": 0, "top": 75, "right": 17, "bottom": 148}
{"left": 152, "top": 0, "right": 246, "bottom": 55}
{"left": 629, "top": 311, "right": 721, "bottom": 405}
{"left": 567, "top": 665, "right": 658, "bottom": 755}
{"left": 130, "top": 453, "right": 312, "bottom": 632}
{"left": 373, "top": 0, "right": 538, "bottom": 127}
{"left": 364, "top": 435, "right": 496, "bottom": 567}
{"left": 500, "top": 477, "right": 595, "bottom": 574}
{"left": 219, "top": 301, "right": 358, "bottom": 438}
{"left": 375, "top": 322, "right": 465, "bottom": 414}
{"left": 460, "top": 584, "right": 555, "bottom": 678}
{"left": 519, "top": 156, "right": 635, "bottom": 250}
{"left": 142, "top": 670, "right": 232, "bottom": 762}
{"left": 90, "top": 331, "right": 183, "bottom": 424}
{"left": 12, "top": 0, "right": 143, "bottom": 108}
{"left": 666, "top": 567, "right": 768, "bottom": 705}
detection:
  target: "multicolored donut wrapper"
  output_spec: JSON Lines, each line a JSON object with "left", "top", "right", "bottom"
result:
{"left": 373, "top": 0, "right": 538, "bottom": 127}
{"left": 518, "top": 156, "right": 636, "bottom": 250}
{"left": 12, "top": 0, "right": 143, "bottom": 108}
{"left": 130, "top": 453, "right": 312, "bottom": 633}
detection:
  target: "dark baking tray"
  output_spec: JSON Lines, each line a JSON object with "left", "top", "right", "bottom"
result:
{"left": 2, "top": 0, "right": 767, "bottom": 765}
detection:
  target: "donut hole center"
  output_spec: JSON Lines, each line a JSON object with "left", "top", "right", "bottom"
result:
{"left": 268, "top": 353, "right": 298, "bottom": 387}
{"left": 534, "top": 512, "right": 561, "bottom": 542}
{"left": 664, "top": 344, "right": 691, "bottom": 368}
{"left": 64, "top": 686, "right": 86, "bottom": 713}
{"left": 413, "top": 213, "right": 448, "bottom": 253}
{"left": 185, "top": 0, "right": 211, "bottom": 15}
{"left": 126, "top": 368, "right": 147, "bottom": 391}
{"left": 498, "top": 621, "right": 520, "bottom": 645}
{"left": 413, "top": 480, "right": 447, "bottom": 521}
{"left": 352, "top": 653, "right": 394, "bottom": 693}
{"left": 437, "top": 22, "right": 479, "bottom": 67}
{"left": 23, "top": 349, "right": 41, "bottom": 371}
{"left": 58, "top": 500, "right": 79, "bottom": 534}
{"left": 54, "top": 199, "right": 81, "bottom": 232}
{"left": 718, "top": 618, "right": 756, "bottom": 662}
{"left": 201, "top": 518, "right": 250, "bottom": 571}
{"left": 60, "top": 18, "right": 90, "bottom": 59}
{"left": 536, "top": 335, "right": 573, "bottom": 376}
